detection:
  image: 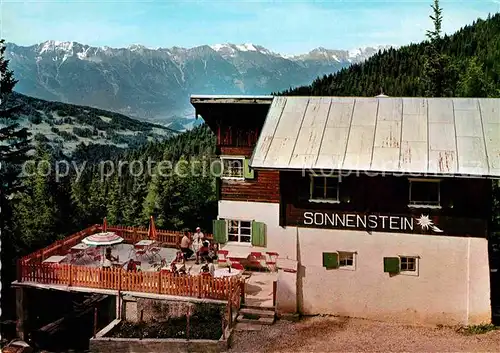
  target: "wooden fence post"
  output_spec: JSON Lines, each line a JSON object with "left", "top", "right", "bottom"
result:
{"left": 273, "top": 280, "right": 277, "bottom": 307}
{"left": 158, "top": 271, "right": 161, "bottom": 294}
{"left": 16, "top": 259, "right": 22, "bottom": 282}
{"left": 241, "top": 279, "right": 245, "bottom": 305}
{"left": 93, "top": 306, "right": 98, "bottom": 338}
{"left": 69, "top": 265, "right": 73, "bottom": 287}
{"left": 198, "top": 276, "right": 202, "bottom": 298}
{"left": 186, "top": 306, "right": 190, "bottom": 340}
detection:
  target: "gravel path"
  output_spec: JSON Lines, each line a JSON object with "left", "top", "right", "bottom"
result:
{"left": 230, "top": 316, "right": 500, "bottom": 352}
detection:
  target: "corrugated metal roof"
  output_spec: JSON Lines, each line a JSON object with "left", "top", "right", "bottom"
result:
{"left": 250, "top": 96, "right": 500, "bottom": 178}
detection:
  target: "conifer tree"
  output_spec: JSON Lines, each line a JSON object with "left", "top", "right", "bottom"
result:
{"left": 422, "top": 0, "right": 457, "bottom": 97}
{"left": 0, "top": 39, "right": 31, "bottom": 227}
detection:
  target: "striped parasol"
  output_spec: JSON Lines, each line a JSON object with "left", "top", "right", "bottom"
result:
{"left": 82, "top": 232, "right": 123, "bottom": 247}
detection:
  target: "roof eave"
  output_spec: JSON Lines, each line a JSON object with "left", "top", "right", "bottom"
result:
{"left": 190, "top": 94, "right": 274, "bottom": 105}
{"left": 248, "top": 165, "right": 500, "bottom": 179}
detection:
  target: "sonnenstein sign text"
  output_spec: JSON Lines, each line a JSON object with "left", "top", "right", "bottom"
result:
{"left": 303, "top": 211, "right": 414, "bottom": 231}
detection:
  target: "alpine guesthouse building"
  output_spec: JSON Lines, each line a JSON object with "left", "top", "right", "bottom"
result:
{"left": 190, "top": 95, "right": 500, "bottom": 326}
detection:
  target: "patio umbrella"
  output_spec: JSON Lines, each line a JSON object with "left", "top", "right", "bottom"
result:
{"left": 82, "top": 231, "right": 124, "bottom": 262}
{"left": 148, "top": 216, "right": 157, "bottom": 240}
{"left": 82, "top": 232, "right": 123, "bottom": 247}
{"left": 103, "top": 217, "right": 108, "bottom": 232}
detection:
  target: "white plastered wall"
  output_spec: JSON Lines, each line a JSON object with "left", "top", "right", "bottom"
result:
{"left": 218, "top": 200, "right": 491, "bottom": 325}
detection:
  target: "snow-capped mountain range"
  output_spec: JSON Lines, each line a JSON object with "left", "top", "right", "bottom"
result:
{"left": 5, "top": 40, "right": 393, "bottom": 125}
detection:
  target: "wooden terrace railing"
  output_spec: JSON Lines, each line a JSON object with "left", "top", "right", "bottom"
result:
{"left": 18, "top": 263, "right": 241, "bottom": 301}
{"left": 19, "top": 223, "right": 214, "bottom": 265}
{"left": 16, "top": 224, "right": 237, "bottom": 302}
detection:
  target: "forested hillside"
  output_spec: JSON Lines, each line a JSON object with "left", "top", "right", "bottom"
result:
{"left": 278, "top": 13, "right": 500, "bottom": 97}
{"left": 11, "top": 124, "right": 216, "bottom": 255}
{"left": 1, "top": 92, "right": 177, "bottom": 157}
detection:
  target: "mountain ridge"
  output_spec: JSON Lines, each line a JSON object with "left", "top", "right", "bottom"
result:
{"left": 5, "top": 40, "right": 392, "bottom": 125}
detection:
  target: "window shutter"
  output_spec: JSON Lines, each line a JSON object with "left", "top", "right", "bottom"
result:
{"left": 322, "top": 252, "right": 339, "bottom": 269}
{"left": 383, "top": 257, "right": 400, "bottom": 273}
{"left": 212, "top": 219, "right": 227, "bottom": 244}
{"left": 243, "top": 158, "right": 255, "bottom": 179}
{"left": 213, "top": 158, "right": 222, "bottom": 177}
{"left": 215, "top": 178, "right": 221, "bottom": 200}
{"left": 251, "top": 221, "right": 266, "bottom": 247}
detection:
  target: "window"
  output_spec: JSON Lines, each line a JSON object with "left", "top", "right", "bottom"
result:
{"left": 409, "top": 178, "right": 441, "bottom": 208}
{"left": 227, "top": 220, "right": 252, "bottom": 243}
{"left": 322, "top": 251, "right": 356, "bottom": 270}
{"left": 310, "top": 175, "right": 340, "bottom": 203}
{"left": 221, "top": 157, "right": 244, "bottom": 179}
{"left": 383, "top": 256, "right": 419, "bottom": 276}
{"left": 400, "top": 256, "right": 417, "bottom": 272}
{"left": 339, "top": 252, "right": 356, "bottom": 270}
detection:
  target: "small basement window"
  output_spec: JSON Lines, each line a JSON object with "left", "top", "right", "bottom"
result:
{"left": 339, "top": 252, "right": 356, "bottom": 270}
{"left": 399, "top": 256, "right": 419, "bottom": 276}
{"left": 408, "top": 178, "right": 441, "bottom": 208}
{"left": 221, "top": 157, "right": 244, "bottom": 179}
{"left": 310, "top": 175, "right": 340, "bottom": 203}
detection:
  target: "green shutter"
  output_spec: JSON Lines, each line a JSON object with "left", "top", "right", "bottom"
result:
{"left": 213, "top": 158, "right": 222, "bottom": 177}
{"left": 215, "top": 178, "right": 221, "bottom": 200}
{"left": 243, "top": 158, "right": 255, "bottom": 179}
{"left": 323, "top": 252, "right": 339, "bottom": 269}
{"left": 251, "top": 221, "right": 266, "bottom": 247}
{"left": 213, "top": 219, "right": 227, "bottom": 244}
{"left": 383, "top": 257, "right": 400, "bottom": 273}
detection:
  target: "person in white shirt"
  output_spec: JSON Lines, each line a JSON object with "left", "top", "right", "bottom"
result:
{"left": 192, "top": 227, "right": 204, "bottom": 252}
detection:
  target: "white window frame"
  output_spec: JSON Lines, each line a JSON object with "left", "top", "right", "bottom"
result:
{"left": 226, "top": 219, "right": 252, "bottom": 245}
{"left": 398, "top": 255, "right": 419, "bottom": 276}
{"left": 338, "top": 251, "right": 356, "bottom": 271}
{"left": 309, "top": 175, "right": 340, "bottom": 204}
{"left": 408, "top": 178, "right": 442, "bottom": 209}
{"left": 220, "top": 156, "right": 245, "bottom": 180}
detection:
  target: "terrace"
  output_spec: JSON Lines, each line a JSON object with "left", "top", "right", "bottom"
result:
{"left": 14, "top": 220, "right": 247, "bottom": 302}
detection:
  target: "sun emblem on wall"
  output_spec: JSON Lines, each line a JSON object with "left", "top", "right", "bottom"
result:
{"left": 416, "top": 214, "right": 443, "bottom": 233}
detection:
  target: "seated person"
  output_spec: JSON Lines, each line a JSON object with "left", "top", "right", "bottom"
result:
{"left": 196, "top": 241, "right": 210, "bottom": 264}
{"left": 174, "top": 250, "right": 184, "bottom": 263}
{"left": 200, "top": 263, "right": 210, "bottom": 273}
{"left": 207, "top": 258, "right": 215, "bottom": 276}
{"left": 180, "top": 232, "right": 194, "bottom": 262}
{"left": 207, "top": 244, "right": 218, "bottom": 261}
{"left": 126, "top": 259, "right": 137, "bottom": 272}
{"left": 170, "top": 262, "right": 178, "bottom": 276}
{"left": 105, "top": 247, "right": 118, "bottom": 262}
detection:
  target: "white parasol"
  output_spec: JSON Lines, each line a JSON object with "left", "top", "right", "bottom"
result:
{"left": 82, "top": 232, "right": 124, "bottom": 247}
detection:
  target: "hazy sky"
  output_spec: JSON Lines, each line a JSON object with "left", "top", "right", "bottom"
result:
{"left": 2, "top": 0, "right": 499, "bottom": 55}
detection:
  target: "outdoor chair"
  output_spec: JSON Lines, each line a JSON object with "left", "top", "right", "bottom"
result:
{"left": 249, "top": 252, "right": 266, "bottom": 271}
{"left": 265, "top": 251, "right": 279, "bottom": 272}
{"left": 148, "top": 246, "right": 161, "bottom": 260}
{"left": 217, "top": 250, "right": 229, "bottom": 267}
{"left": 71, "top": 251, "right": 84, "bottom": 264}
{"left": 134, "top": 248, "right": 146, "bottom": 259}
{"left": 231, "top": 262, "right": 245, "bottom": 270}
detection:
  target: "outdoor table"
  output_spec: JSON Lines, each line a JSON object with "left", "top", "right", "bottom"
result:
{"left": 71, "top": 243, "right": 89, "bottom": 252}
{"left": 43, "top": 255, "right": 67, "bottom": 263}
{"left": 214, "top": 268, "right": 242, "bottom": 278}
{"left": 135, "top": 239, "right": 155, "bottom": 248}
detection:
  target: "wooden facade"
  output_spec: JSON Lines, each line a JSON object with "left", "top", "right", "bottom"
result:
{"left": 218, "top": 146, "right": 280, "bottom": 203}
{"left": 280, "top": 172, "right": 491, "bottom": 238}
{"left": 202, "top": 101, "right": 279, "bottom": 204}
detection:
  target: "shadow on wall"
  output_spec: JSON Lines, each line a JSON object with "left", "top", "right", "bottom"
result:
{"left": 297, "top": 227, "right": 304, "bottom": 314}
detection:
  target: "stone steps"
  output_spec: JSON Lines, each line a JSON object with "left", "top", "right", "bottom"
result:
{"left": 235, "top": 305, "right": 276, "bottom": 330}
